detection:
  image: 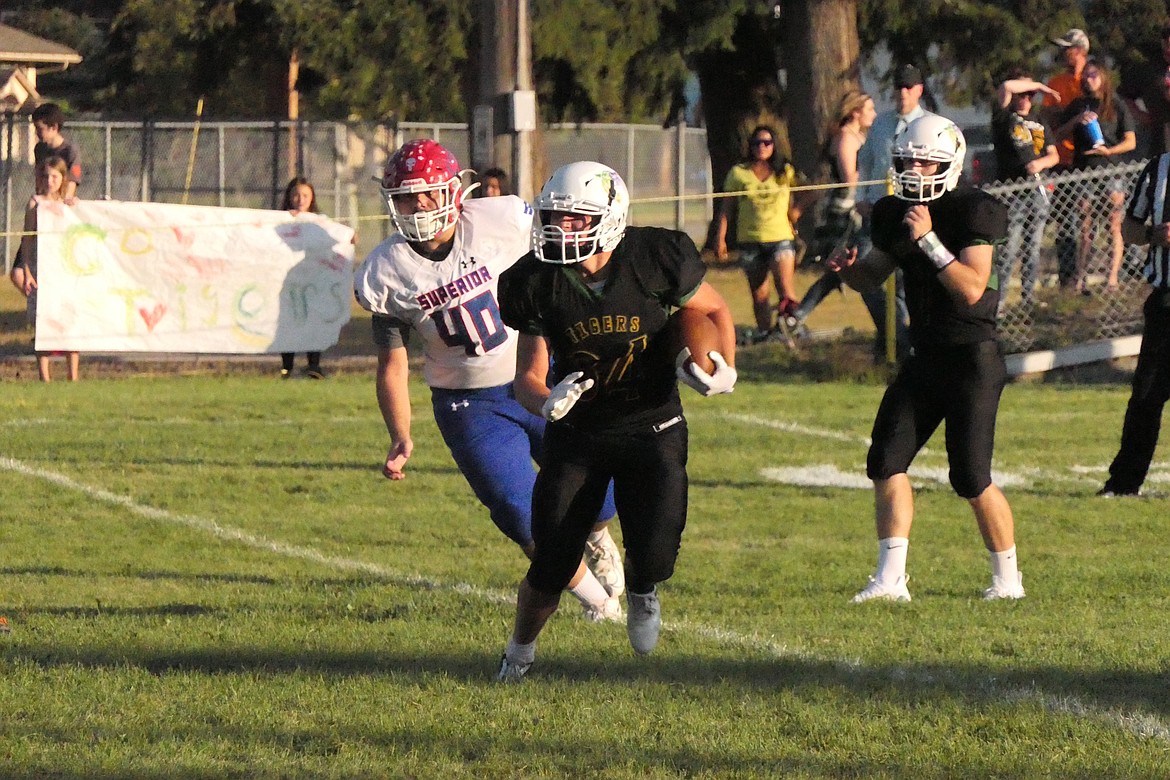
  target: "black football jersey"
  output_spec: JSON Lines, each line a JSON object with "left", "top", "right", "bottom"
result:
{"left": 499, "top": 226, "right": 705, "bottom": 432}
{"left": 872, "top": 187, "right": 1007, "bottom": 347}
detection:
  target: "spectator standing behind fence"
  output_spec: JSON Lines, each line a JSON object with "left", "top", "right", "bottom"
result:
{"left": 790, "top": 91, "right": 877, "bottom": 329}
{"left": 856, "top": 64, "right": 929, "bottom": 360}
{"left": 1045, "top": 29, "right": 1091, "bottom": 289}
{"left": 14, "top": 156, "right": 79, "bottom": 382}
{"left": 31, "top": 103, "right": 81, "bottom": 200}
{"left": 1098, "top": 153, "right": 1170, "bottom": 497}
{"left": 991, "top": 71, "right": 1060, "bottom": 309}
{"left": 279, "top": 177, "right": 327, "bottom": 378}
{"left": 476, "top": 167, "right": 510, "bottom": 197}
{"left": 11, "top": 103, "right": 82, "bottom": 296}
{"left": 1057, "top": 60, "right": 1137, "bottom": 292}
{"left": 714, "top": 125, "right": 802, "bottom": 343}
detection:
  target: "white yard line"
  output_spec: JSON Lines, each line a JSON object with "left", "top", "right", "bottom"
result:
{"left": 1, "top": 453, "right": 1166, "bottom": 745}
{"left": 706, "top": 411, "right": 1112, "bottom": 488}
{"left": 0, "top": 456, "right": 508, "bottom": 604}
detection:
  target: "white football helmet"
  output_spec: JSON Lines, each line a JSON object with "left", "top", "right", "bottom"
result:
{"left": 533, "top": 161, "right": 630, "bottom": 264}
{"left": 891, "top": 115, "right": 966, "bottom": 202}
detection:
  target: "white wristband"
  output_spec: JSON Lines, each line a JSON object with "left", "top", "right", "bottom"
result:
{"left": 916, "top": 231, "right": 955, "bottom": 271}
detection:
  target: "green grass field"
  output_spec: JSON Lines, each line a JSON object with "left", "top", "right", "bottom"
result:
{"left": 2, "top": 373, "right": 1170, "bottom": 778}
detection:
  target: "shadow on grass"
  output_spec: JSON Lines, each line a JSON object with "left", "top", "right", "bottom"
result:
{"left": 5, "top": 632, "right": 1169, "bottom": 724}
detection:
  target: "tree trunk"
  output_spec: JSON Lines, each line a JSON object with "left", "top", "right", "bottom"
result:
{"left": 694, "top": 14, "right": 786, "bottom": 250}
{"left": 783, "top": 0, "right": 860, "bottom": 180}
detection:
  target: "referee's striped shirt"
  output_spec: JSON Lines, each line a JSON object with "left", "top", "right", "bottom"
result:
{"left": 1128, "top": 153, "right": 1170, "bottom": 287}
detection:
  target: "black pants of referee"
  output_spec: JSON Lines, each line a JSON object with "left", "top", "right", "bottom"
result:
{"left": 526, "top": 418, "right": 688, "bottom": 597}
{"left": 1105, "top": 287, "right": 1170, "bottom": 494}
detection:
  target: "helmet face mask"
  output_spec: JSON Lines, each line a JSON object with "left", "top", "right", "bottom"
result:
{"left": 534, "top": 162, "right": 630, "bottom": 264}
{"left": 890, "top": 115, "right": 966, "bottom": 202}
{"left": 381, "top": 140, "right": 470, "bottom": 241}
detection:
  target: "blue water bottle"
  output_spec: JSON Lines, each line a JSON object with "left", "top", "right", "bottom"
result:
{"left": 1084, "top": 117, "right": 1106, "bottom": 148}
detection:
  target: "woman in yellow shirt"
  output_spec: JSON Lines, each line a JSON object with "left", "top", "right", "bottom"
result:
{"left": 715, "top": 125, "right": 800, "bottom": 340}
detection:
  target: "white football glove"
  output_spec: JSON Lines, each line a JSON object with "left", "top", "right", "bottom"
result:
{"left": 542, "top": 371, "right": 594, "bottom": 421}
{"left": 676, "top": 348, "right": 737, "bottom": 397}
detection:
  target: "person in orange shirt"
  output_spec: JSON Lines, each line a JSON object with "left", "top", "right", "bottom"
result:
{"left": 1045, "top": 28, "right": 1091, "bottom": 288}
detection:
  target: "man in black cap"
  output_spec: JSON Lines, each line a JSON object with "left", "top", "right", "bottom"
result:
{"left": 854, "top": 63, "right": 933, "bottom": 360}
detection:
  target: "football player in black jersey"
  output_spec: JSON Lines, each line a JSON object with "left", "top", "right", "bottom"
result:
{"left": 494, "top": 161, "right": 737, "bottom": 681}
{"left": 828, "top": 115, "right": 1025, "bottom": 603}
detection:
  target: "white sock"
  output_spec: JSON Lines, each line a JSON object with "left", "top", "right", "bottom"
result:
{"left": 587, "top": 526, "right": 610, "bottom": 545}
{"left": 989, "top": 546, "right": 1019, "bottom": 581}
{"left": 569, "top": 569, "right": 609, "bottom": 608}
{"left": 505, "top": 637, "right": 536, "bottom": 665}
{"left": 875, "top": 537, "right": 909, "bottom": 582}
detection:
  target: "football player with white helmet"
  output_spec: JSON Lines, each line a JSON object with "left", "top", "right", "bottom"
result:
{"left": 494, "top": 161, "right": 737, "bottom": 680}
{"left": 355, "top": 140, "right": 624, "bottom": 622}
{"left": 827, "top": 115, "right": 1025, "bottom": 603}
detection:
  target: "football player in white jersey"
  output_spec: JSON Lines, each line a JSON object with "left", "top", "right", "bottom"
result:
{"left": 354, "top": 139, "right": 623, "bottom": 619}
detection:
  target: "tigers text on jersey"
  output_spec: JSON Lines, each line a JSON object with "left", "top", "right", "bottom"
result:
{"left": 354, "top": 196, "right": 534, "bottom": 389}
{"left": 499, "top": 226, "right": 705, "bottom": 432}
{"left": 872, "top": 187, "right": 1008, "bottom": 348}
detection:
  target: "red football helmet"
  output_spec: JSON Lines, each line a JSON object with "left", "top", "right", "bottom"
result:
{"left": 380, "top": 139, "right": 472, "bottom": 241}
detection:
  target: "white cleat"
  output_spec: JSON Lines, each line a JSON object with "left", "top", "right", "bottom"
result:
{"left": 496, "top": 654, "right": 532, "bottom": 683}
{"left": 983, "top": 572, "right": 1025, "bottom": 600}
{"left": 585, "top": 529, "right": 625, "bottom": 598}
{"left": 582, "top": 596, "right": 623, "bottom": 623}
{"left": 626, "top": 590, "right": 661, "bottom": 655}
{"left": 851, "top": 574, "right": 911, "bottom": 603}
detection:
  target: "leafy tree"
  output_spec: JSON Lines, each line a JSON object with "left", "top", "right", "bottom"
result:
{"left": 99, "top": 0, "right": 474, "bottom": 120}
{"left": 530, "top": 0, "right": 687, "bottom": 122}
{"left": 858, "top": 0, "right": 1074, "bottom": 107}
{"left": 275, "top": 0, "right": 474, "bottom": 122}
{"left": 102, "top": 0, "right": 289, "bottom": 117}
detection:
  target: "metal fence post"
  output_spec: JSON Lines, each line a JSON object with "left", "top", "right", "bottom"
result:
{"left": 141, "top": 120, "right": 153, "bottom": 202}
{"left": 218, "top": 125, "right": 226, "bottom": 207}
{"left": 103, "top": 123, "right": 112, "bottom": 200}
{"left": 333, "top": 122, "right": 345, "bottom": 221}
{"left": 626, "top": 126, "right": 636, "bottom": 203}
{"left": 3, "top": 111, "right": 12, "bottom": 269}
{"left": 675, "top": 116, "right": 686, "bottom": 232}
{"left": 271, "top": 120, "right": 281, "bottom": 209}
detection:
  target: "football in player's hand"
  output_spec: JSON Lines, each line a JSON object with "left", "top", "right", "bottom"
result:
{"left": 666, "top": 308, "right": 719, "bottom": 375}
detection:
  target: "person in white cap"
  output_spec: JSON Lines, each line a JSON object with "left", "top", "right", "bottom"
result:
{"left": 1045, "top": 28, "right": 1092, "bottom": 288}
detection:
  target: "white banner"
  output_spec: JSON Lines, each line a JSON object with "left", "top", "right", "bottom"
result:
{"left": 33, "top": 200, "right": 355, "bottom": 353}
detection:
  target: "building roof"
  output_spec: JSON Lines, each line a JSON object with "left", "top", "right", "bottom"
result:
{"left": 0, "top": 23, "right": 82, "bottom": 68}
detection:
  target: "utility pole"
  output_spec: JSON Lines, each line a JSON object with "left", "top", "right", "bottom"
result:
{"left": 288, "top": 48, "right": 300, "bottom": 180}
{"left": 472, "top": 0, "right": 536, "bottom": 201}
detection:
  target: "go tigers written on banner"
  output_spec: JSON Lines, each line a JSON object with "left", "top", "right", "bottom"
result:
{"left": 33, "top": 199, "right": 355, "bottom": 353}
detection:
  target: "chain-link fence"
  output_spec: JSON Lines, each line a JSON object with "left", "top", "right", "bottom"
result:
{"left": 0, "top": 114, "right": 711, "bottom": 265}
{"left": 0, "top": 110, "right": 1153, "bottom": 360}
{"left": 983, "top": 161, "right": 1147, "bottom": 354}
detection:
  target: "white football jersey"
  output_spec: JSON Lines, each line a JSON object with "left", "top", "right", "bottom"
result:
{"left": 355, "top": 196, "right": 534, "bottom": 389}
